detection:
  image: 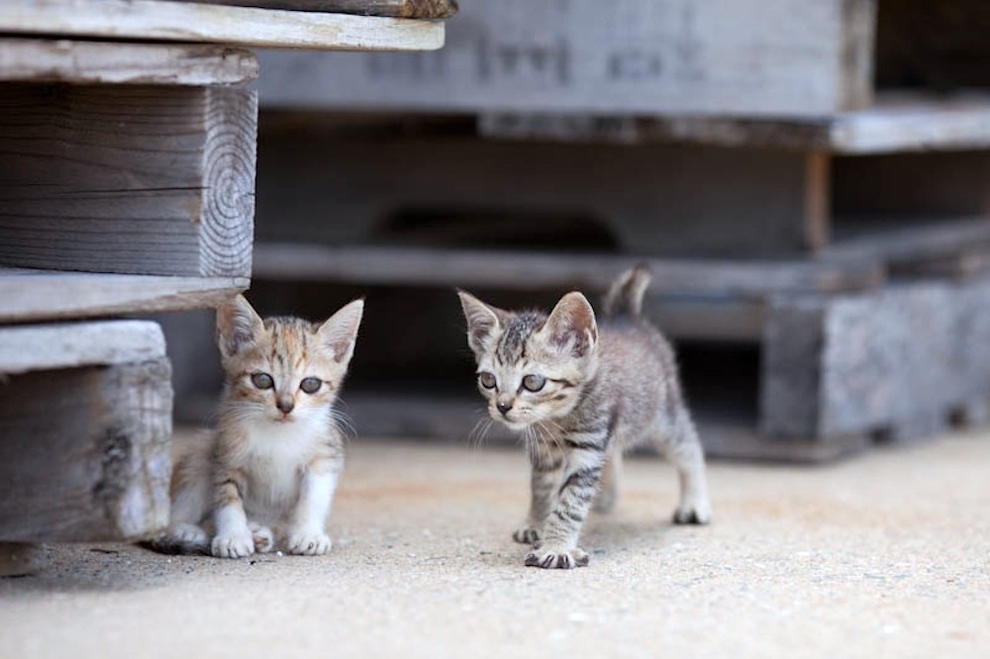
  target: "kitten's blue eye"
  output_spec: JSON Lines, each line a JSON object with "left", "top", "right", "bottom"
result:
{"left": 300, "top": 377, "right": 322, "bottom": 394}
{"left": 251, "top": 372, "right": 274, "bottom": 390}
{"left": 521, "top": 374, "right": 546, "bottom": 392}
{"left": 478, "top": 372, "right": 496, "bottom": 389}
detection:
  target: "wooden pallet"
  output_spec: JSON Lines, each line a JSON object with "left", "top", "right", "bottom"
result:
{"left": 0, "top": 0, "right": 447, "bottom": 551}
{"left": 0, "top": 39, "right": 256, "bottom": 547}
{"left": 236, "top": 117, "right": 990, "bottom": 459}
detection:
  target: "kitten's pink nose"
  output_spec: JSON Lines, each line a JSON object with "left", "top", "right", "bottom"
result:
{"left": 277, "top": 398, "right": 294, "bottom": 414}
{"left": 496, "top": 400, "right": 513, "bottom": 416}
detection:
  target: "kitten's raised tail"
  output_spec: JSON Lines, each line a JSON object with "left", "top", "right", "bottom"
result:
{"left": 603, "top": 264, "right": 651, "bottom": 320}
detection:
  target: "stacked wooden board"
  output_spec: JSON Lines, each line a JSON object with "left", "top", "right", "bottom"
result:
{"left": 0, "top": 0, "right": 446, "bottom": 572}
{"left": 241, "top": 0, "right": 990, "bottom": 460}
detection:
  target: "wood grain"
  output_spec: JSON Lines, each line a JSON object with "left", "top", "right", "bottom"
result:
{"left": 0, "top": 38, "right": 258, "bottom": 85}
{"left": 173, "top": 0, "right": 457, "bottom": 19}
{"left": 0, "top": 321, "right": 166, "bottom": 375}
{"left": 0, "top": 0, "right": 444, "bottom": 51}
{"left": 824, "top": 216, "right": 990, "bottom": 266}
{"left": 0, "top": 84, "right": 256, "bottom": 278}
{"left": 0, "top": 359, "right": 172, "bottom": 543}
{"left": 0, "top": 268, "right": 248, "bottom": 323}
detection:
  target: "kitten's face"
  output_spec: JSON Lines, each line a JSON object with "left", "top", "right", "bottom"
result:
{"left": 216, "top": 295, "right": 363, "bottom": 427}
{"left": 458, "top": 291, "right": 598, "bottom": 431}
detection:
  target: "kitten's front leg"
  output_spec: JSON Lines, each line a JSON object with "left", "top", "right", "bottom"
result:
{"left": 211, "top": 475, "right": 255, "bottom": 559}
{"left": 513, "top": 443, "right": 564, "bottom": 545}
{"left": 287, "top": 456, "right": 341, "bottom": 556}
{"left": 524, "top": 445, "right": 605, "bottom": 569}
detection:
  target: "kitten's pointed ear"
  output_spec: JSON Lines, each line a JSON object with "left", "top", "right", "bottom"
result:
{"left": 317, "top": 299, "right": 364, "bottom": 365}
{"left": 457, "top": 290, "right": 505, "bottom": 357}
{"left": 542, "top": 292, "right": 598, "bottom": 359}
{"left": 216, "top": 294, "right": 264, "bottom": 359}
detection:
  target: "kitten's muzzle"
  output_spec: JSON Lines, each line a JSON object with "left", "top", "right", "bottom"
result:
{"left": 496, "top": 400, "right": 513, "bottom": 416}
{"left": 276, "top": 397, "right": 295, "bottom": 414}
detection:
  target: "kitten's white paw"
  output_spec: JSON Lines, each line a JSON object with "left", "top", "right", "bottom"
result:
{"left": 250, "top": 525, "right": 275, "bottom": 554}
{"left": 512, "top": 526, "right": 541, "bottom": 545}
{"left": 288, "top": 531, "right": 332, "bottom": 556}
{"left": 673, "top": 500, "right": 712, "bottom": 525}
{"left": 211, "top": 531, "right": 255, "bottom": 559}
{"left": 524, "top": 546, "right": 589, "bottom": 570}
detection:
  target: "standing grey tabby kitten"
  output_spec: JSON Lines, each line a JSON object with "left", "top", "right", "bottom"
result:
{"left": 458, "top": 266, "right": 711, "bottom": 569}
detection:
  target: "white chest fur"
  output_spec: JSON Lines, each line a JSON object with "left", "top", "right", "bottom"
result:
{"left": 238, "top": 416, "right": 325, "bottom": 522}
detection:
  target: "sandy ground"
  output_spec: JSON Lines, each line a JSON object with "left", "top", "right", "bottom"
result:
{"left": 1, "top": 428, "right": 989, "bottom": 659}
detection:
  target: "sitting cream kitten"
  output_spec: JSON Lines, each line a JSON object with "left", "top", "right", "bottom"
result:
{"left": 458, "top": 266, "right": 711, "bottom": 569}
{"left": 151, "top": 294, "right": 363, "bottom": 558}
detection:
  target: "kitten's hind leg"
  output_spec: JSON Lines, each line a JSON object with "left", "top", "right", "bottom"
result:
{"left": 146, "top": 451, "right": 212, "bottom": 554}
{"left": 654, "top": 412, "right": 712, "bottom": 525}
{"left": 593, "top": 450, "right": 623, "bottom": 514}
{"left": 146, "top": 523, "right": 210, "bottom": 555}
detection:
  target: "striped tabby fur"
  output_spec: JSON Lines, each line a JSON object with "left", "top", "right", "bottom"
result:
{"left": 149, "top": 294, "right": 363, "bottom": 558}
{"left": 458, "top": 266, "right": 711, "bottom": 569}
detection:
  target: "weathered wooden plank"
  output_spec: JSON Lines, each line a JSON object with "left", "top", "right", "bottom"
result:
{"left": 0, "top": 359, "right": 172, "bottom": 543}
{"left": 481, "top": 93, "right": 990, "bottom": 154}
{"left": 174, "top": 0, "right": 457, "bottom": 19}
{"left": 892, "top": 249, "right": 990, "bottom": 281}
{"left": 0, "top": 0, "right": 444, "bottom": 51}
{"left": 255, "top": 129, "right": 833, "bottom": 259}
{"left": 0, "top": 321, "right": 165, "bottom": 375}
{"left": 0, "top": 84, "right": 256, "bottom": 278}
{"left": 0, "top": 268, "right": 248, "bottom": 323}
{"left": 824, "top": 216, "right": 990, "bottom": 266}
{"left": 761, "top": 276, "right": 990, "bottom": 442}
{"left": 804, "top": 152, "right": 831, "bottom": 251}
{"left": 0, "top": 38, "right": 258, "bottom": 85}
{"left": 252, "top": 243, "right": 884, "bottom": 296}
{"left": 257, "top": 0, "right": 875, "bottom": 116}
